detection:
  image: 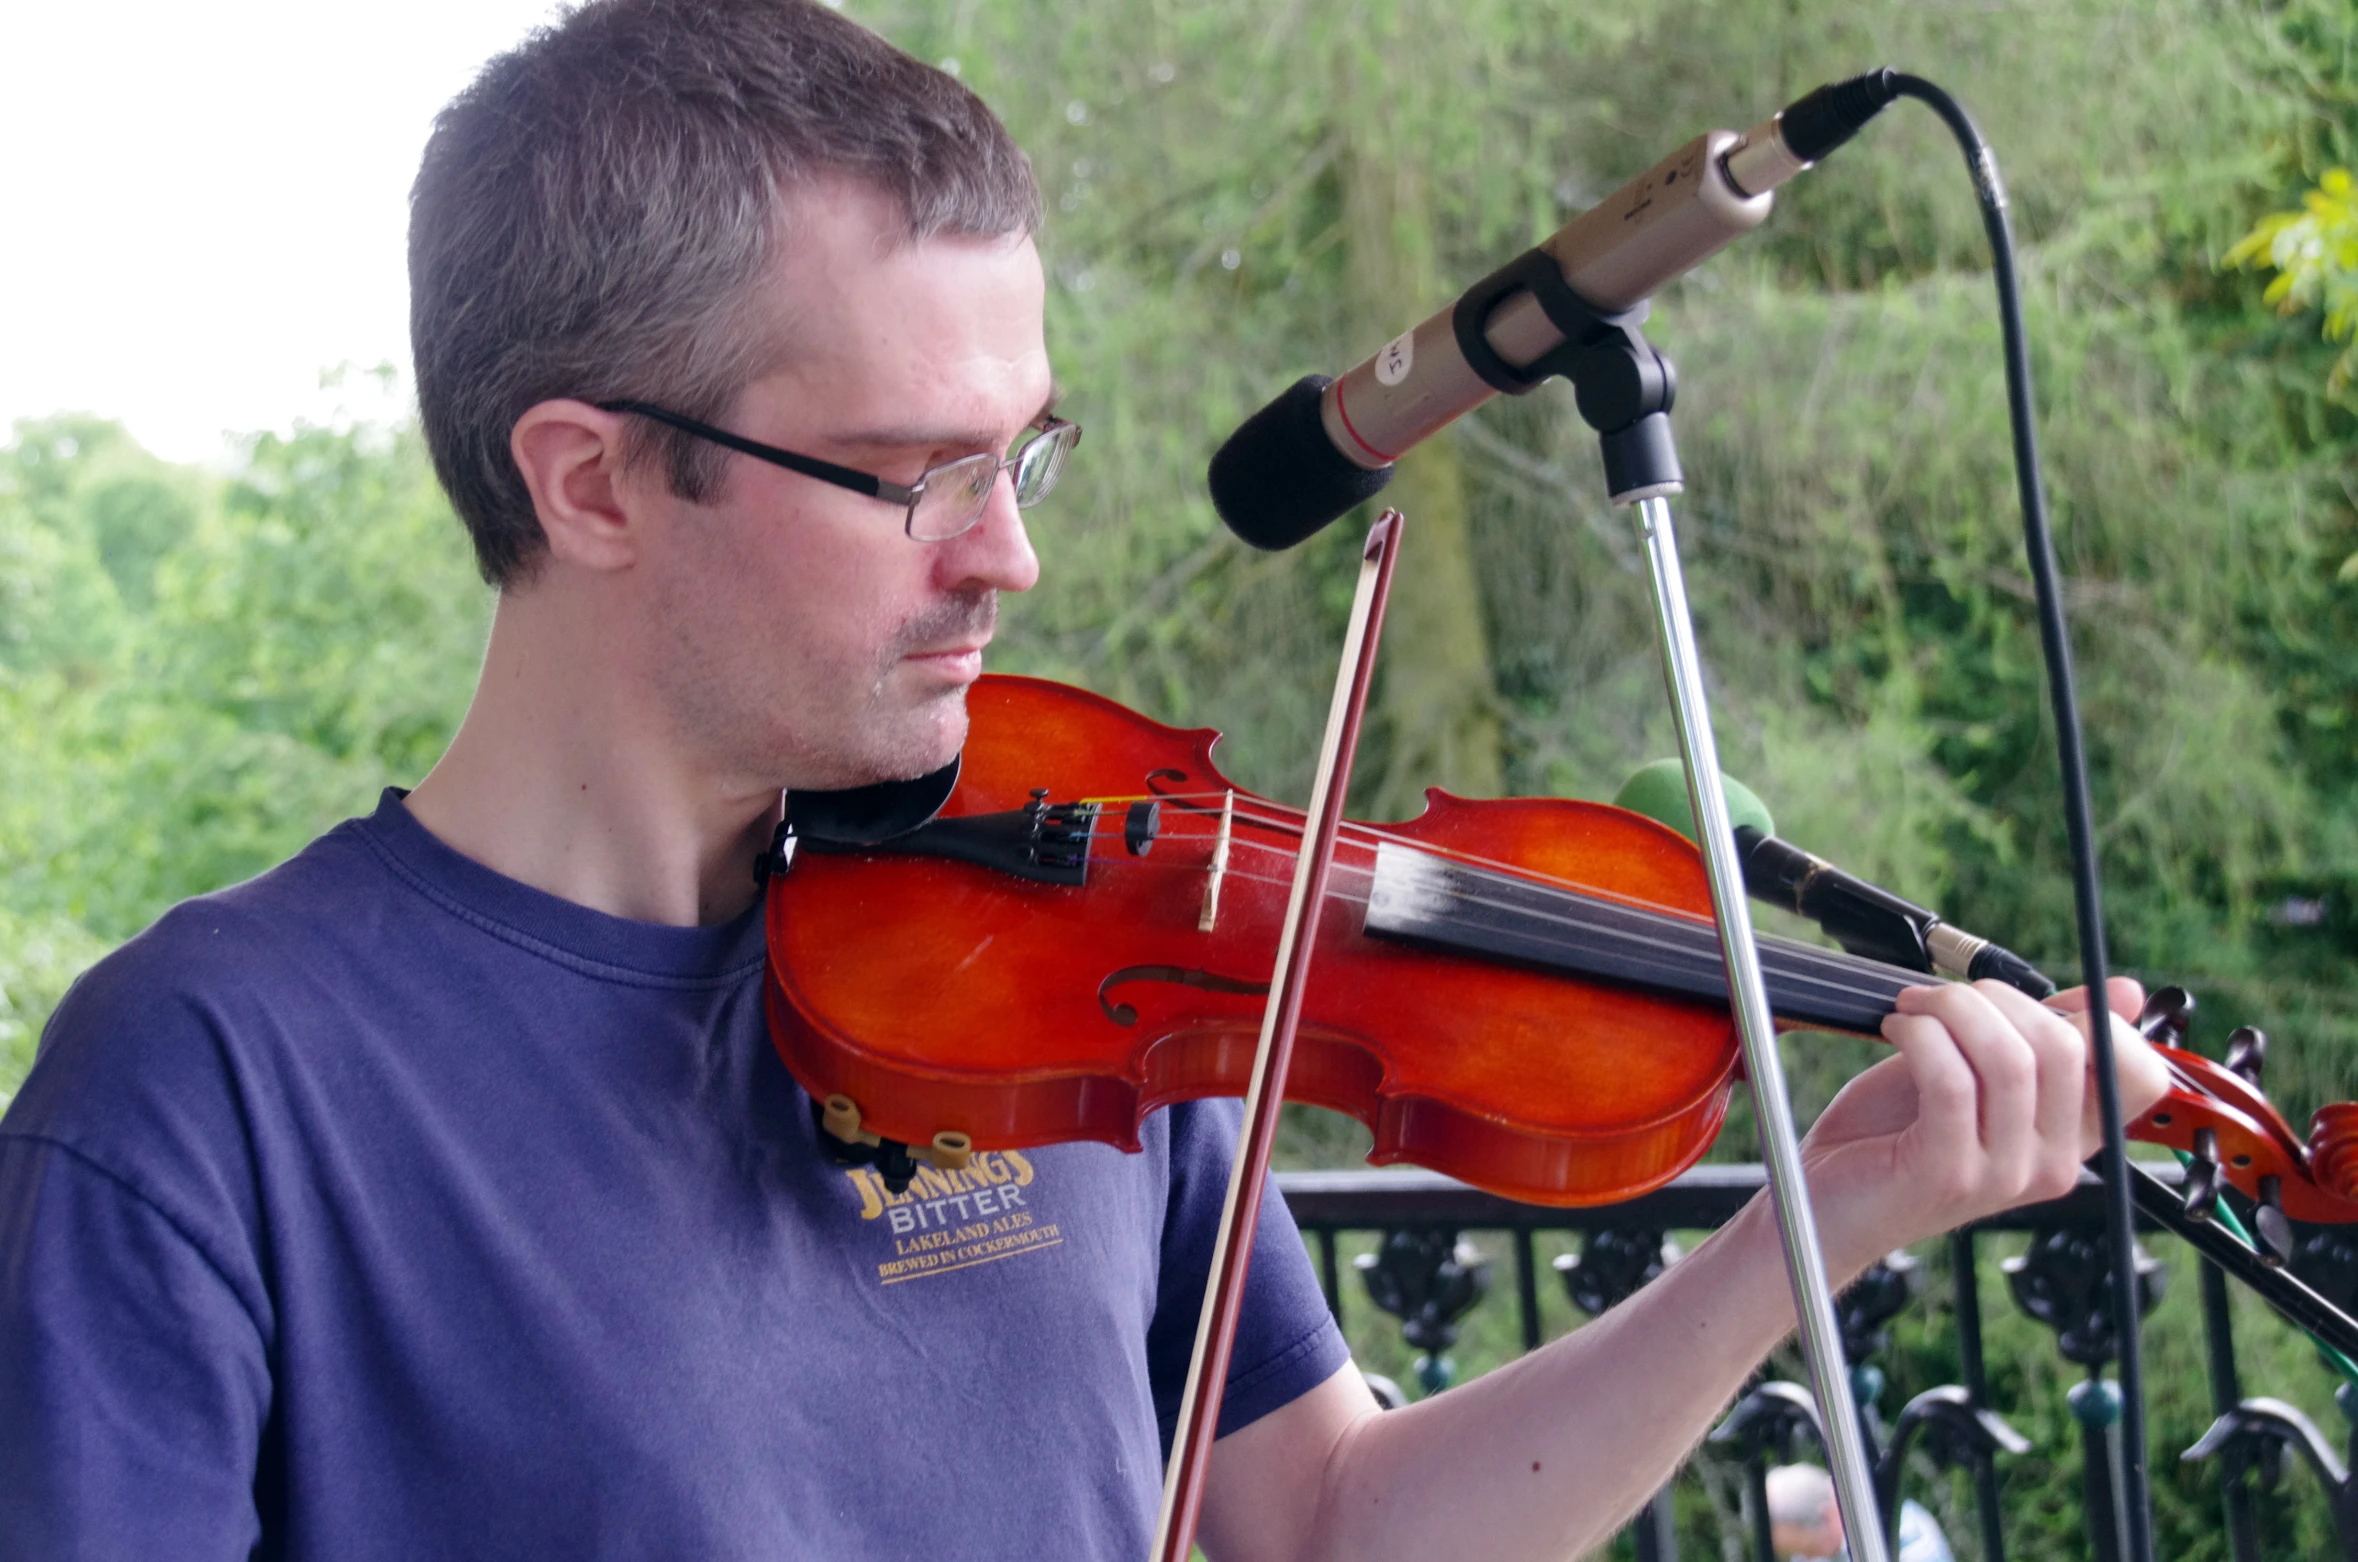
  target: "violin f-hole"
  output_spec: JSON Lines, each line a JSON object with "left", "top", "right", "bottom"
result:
{"left": 1097, "top": 965, "right": 1271, "bottom": 1027}
{"left": 1145, "top": 769, "right": 1224, "bottom": 816}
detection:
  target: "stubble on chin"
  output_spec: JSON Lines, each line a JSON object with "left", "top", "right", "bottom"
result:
{"left": 844, "top": 587, "right": 998, "bottom": 781}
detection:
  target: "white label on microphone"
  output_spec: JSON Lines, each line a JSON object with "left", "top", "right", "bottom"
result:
{"left": 1375, "top": 330, "right": 1414, "bottom": 386}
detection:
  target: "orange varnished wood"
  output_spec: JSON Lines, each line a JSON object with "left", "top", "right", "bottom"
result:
{"left": 2310, "top": 1103, "right": 2358, "bottom": 1207}
{"left": 765, "top": 676, "right": 2358, "bottom": 1218}
{"left": 766, "top": 676, "right": 1745, "bottom": 1207}
{"left": 2129, "top": 1047, "right": 2358, "bottom": 1224}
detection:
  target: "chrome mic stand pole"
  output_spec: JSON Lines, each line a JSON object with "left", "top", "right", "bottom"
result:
{"left": 1533, "top": 296, "right": 1891, "bottom": 1562}
{"left": 1629, "top": 489, "right": 1887, "bottom": 1562}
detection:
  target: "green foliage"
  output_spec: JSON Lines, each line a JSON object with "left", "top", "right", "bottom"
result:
{"left": 2232, "top": 169, "right": 2358, "bottom": 426}
{"left": 854, "top": 0, "right": 2358, "bottom": 1553}
{"left": 0, "top": 907, "right": 110, "bottom": 1106}
{"left": 875, "top": 0, "right": 2358, "bottom": 1114}
{"left": 3, "top": 0, "right": 2356, "bottom": 1549}
{"left": 2233, "top": 165, "right": 2358, "bottom": 335}
{"left": 0, "top": 413, "right": 487, "bottom": 1078}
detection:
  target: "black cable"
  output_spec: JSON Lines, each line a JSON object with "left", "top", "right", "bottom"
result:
{"left": 1886, "top": 72, "right": 2153, "bottom": 1562}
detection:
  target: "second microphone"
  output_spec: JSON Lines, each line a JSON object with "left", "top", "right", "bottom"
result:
{"left": 1613, "top": 759, "right": 2057, "bottom": 1000}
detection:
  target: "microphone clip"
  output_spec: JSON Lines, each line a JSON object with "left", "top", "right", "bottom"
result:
{"left": 1450, "top": 247, "right": 1684, "bottom": 502}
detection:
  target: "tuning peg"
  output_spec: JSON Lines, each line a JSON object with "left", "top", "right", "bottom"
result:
{"left": 2181, "top": 1127, "right": 2223, "bottom": 1222}
{"left": 2225, "top": 1026, "right": 2268, "bottom": 1091}
{"left": 2255, "top": 1174, "right": 2295, "bottom": 1267}
{"left": 2138, "top": 985, "right": 2195, "bottom": 1047}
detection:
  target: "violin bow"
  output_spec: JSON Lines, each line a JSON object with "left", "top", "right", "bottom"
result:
{"left": 1149, "top": 509, "right": 1404, "bottom": 1562}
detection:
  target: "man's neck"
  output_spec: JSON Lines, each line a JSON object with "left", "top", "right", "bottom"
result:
{"left": 405, "top": 590, "right": 779, "bottom": 928}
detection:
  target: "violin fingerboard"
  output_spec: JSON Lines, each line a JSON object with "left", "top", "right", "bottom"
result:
{"left": 1363, "top": 841, "right": 1913, "bottom": 1036}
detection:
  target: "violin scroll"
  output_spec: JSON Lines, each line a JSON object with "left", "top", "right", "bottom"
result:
{"left": 2127, "top": 991, "right": 2358, "bottom": 1234}
{"left": 2308, "top": 1104, "right": 2358, "bottom": 1208}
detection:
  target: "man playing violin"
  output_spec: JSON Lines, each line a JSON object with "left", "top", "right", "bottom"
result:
{"left": 0, "top": 1, "right": 2170, "bottom": 1558}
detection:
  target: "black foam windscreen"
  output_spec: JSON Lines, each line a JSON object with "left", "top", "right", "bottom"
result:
{"left": 1206, "top": 375, "right": 1395, "bottom": 551}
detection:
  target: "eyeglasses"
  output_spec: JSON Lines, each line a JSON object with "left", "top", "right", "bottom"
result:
{"left": 597, "top": 399, "right": 1080, "bottom": 542}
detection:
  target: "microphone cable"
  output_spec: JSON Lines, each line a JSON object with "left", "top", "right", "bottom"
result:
{"left": 1876, "top": 71, "right": 2154, "bottom": 1562}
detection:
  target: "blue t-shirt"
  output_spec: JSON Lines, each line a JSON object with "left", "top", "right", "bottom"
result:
{"left": 0, "top": 791, "right": 1347, "bottom": 1559}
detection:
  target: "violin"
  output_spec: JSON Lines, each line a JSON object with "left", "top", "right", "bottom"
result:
{"left": 762, "top": 674, "right": 2358, "bottom": 1224}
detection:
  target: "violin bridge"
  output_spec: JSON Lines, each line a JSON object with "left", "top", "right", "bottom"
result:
{"left": 1198, "top": 790, "right": 1236, "bottom": 932}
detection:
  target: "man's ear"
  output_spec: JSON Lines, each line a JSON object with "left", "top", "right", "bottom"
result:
{"left": 510, "top": 400, "right": 641, "bottom": 573}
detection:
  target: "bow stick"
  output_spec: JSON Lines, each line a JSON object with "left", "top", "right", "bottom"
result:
{"left": 1150, "top": 508, "right": 1404, "bottom": 1562}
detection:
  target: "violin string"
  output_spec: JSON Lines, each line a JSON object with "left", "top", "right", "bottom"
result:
{"left": 1062, "top": 812, "right": 1911, "bottom": 998}
{"left": 1069, "top": 841, "right": 2267, "bottom": 1129}
{"left": 1048, "top": 812, "right": 1919, "bottom": 1008}
{"left": 1078, "top": 797, "right": 1760, "bottom": 928}
{"left": 1089, "top": 789, "right": 1637, "bottom": 886}
{"left": 1049, "top": 822, "right": 1920, "bottom": 1013}
{"left": 1052, "top": 846, "right": 2277, "bottom": 1144}
{"left": 991, "top": 797, "right": 2262, "bottom": 1128}
{"left": 997, "top": 790, "right": 2119, "bottom": 1014}
{"left": 1079, "top": 798, "right": 2191, "bottom": 1040}
{"left": 970, "top": 815, "right": 2276, "bottom": 1116}
{"left": 1135, "top": 795, "right": 1808, "bottom": 933}
{"left": 1192, "top": 799, "right": 2252, "bottom": 1077}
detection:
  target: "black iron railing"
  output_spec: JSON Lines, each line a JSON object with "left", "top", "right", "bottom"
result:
{"left": 1276, "top": 1163, "right": 2358, "bottom": 1562}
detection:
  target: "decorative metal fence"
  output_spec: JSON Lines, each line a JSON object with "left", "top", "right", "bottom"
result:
{"left": 1276, "top": 1163, "right": 2358, "bottom": 1561}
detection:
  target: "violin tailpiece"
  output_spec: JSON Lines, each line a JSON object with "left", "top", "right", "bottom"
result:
{"left": 797, "top": 798, "right": 1100, "bottom": 886}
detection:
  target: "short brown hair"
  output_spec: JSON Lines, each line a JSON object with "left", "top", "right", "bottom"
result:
{"left": 409, "top": 0, "right": 1041, "bottom": 587}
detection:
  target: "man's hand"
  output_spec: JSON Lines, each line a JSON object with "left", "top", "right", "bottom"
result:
{"left": 1800, "top": 976, "right": 2172, "bottom": 1272}
{"left": 1201, "top": 976, "right": 2176, "bottom": 1562}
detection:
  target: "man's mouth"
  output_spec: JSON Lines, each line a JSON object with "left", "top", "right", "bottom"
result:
{"left": 891, "top": 591, "right": 997, "bottom": 686}
{"left": 904, "top": 643, "right": 986, "bottom": 682}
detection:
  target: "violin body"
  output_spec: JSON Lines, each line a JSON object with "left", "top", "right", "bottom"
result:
{"left": 766, "top": 675, "right": 1745, "bottom": 1206}
{"left": 766, "top": 676, "right": 2358, "bottom": 1217}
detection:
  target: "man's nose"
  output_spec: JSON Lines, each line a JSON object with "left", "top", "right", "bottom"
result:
{"left": 937, "top": 470, "right": 1040, "bottom": 595}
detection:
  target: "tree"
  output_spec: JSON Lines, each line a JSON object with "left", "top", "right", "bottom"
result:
{"left": 0, "top": 415, "right": 486, "bottom": 1096}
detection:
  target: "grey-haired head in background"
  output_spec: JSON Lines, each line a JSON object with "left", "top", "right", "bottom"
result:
{"left": 409, "top": 0, "right": 1042, "bottom": 587}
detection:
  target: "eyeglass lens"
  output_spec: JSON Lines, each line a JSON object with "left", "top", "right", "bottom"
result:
{"left": 909, "top": 457, "right": 1000, "bottom": 540}
{"left": 1013, "top": 422, "right": 1074, "bottom": 504}
{"left": 906, "top": 422, "right": 1079, "bottom": 541}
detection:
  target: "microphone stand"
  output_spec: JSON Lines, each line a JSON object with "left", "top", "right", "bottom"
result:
{"left": 1449, "top": 262, "right": 1890, "bottom": 1562}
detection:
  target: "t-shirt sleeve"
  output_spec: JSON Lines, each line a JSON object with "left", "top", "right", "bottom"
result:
{"left": 1147, "top": 1100, "right": 1351, "bottom": 1449}
{"left": 0, "top": 912, "right": 278, "bottom": 1562}
{"left": 0, "top": 1135, "right": 270, "bottom": 1560}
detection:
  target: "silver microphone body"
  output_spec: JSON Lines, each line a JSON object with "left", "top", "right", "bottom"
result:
{"left": 1318, "top": 122, "right": 1803, "bottom": 470}
{"left": 1208, "top": 73, "right": 1901, "bottom": 550}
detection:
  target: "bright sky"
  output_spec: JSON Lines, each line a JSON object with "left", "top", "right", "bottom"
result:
{"left": 3, "top": 0, "right": 571, "bottom": 465}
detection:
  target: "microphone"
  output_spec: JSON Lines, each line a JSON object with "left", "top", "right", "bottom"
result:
{"left": 1209, "top": 71, "right": 1903, "bottom": 550}
{"left": 1611, "top": 759, "right": 2057, "bottom": 1000}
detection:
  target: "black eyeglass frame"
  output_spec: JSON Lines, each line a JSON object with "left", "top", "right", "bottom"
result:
{"left": 596, "top": 399, "right": 1078, "bottom": 540}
